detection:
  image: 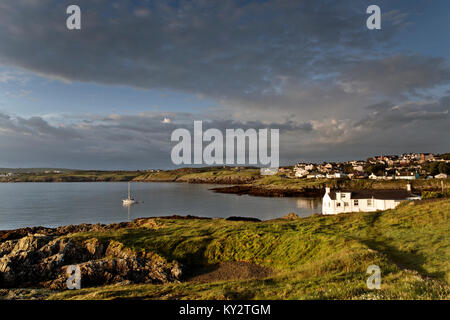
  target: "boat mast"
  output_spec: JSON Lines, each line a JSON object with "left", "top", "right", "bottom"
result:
{"left": 128, "top": 182, "right": 131, "bottom": 199}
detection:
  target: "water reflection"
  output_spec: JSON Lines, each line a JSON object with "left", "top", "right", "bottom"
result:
{"left": 126, "top": 203, "right": 131, "bottom": 221}
{"left": 296, "top": 198, "right": 322, "bottom": 210}
{"left": 123, "top": 202, "right": 137, "bottom": 221}
{"left": 0, "top": 182, "right": 323, "bottom": 230}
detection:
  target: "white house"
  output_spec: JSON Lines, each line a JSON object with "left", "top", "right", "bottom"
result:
{"left": 307, "top": 174, "right": 326, "bottom": 179}
{"left": 395, "top": 175, "right": 416, "bottom": 180}
{"left": 326, "top": 172, "right": 347, "bottom": 179}
{"left": 435, "top": 173, "right": 448, "bottom": 179}
{"left": 0, "top": 172, "right": 13, "bottom": 177}
{"left": 322, "top": 184, "right": 421, "bottom": 215}
{"left": 294, "top": 168, "right": 310, "bottom": 178}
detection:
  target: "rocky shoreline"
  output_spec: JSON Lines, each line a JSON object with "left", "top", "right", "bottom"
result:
{"left": 0, "top": 218, "right": 182, "bottom": 290}
{"left": 210, "top": 185, "right": 325, "bottom": 197}
{"left": 0, "top": 215, "right": 272, "bottom": 293}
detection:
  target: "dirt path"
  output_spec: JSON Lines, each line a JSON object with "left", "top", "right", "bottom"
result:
{"left": 186, "top": 261, "right": 273, "bottom": 283}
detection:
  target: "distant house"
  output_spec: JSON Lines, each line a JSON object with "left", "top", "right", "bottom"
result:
{"left": 0, "top": 172, "right": 13, "bottom": 177}
{"left": 435, "top": 173, "right": 448, "bottom": 179}
{"left": 420, "top": 153, "right": 435, "bottom": 162}
{"left": 322, "top": 184, "right": 420, "bottom": 215}
{"left": 326, "top": 172, "right": 346, "bottom": 179}
{"left": 294, "top": 168, "right": 309, "bottom": 178}
{"left": 261, "top": 168, "right": 278, "bottom": 175}
{"left": 395, "top": 175, "right": 416, "bottom": 180}
{"left": 306, "top": 174, "right": 326, "bottom": 179}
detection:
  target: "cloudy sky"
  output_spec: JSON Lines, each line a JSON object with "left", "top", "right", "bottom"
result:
{"left": 0, "top": 0, "right": 449, "bottom": 169}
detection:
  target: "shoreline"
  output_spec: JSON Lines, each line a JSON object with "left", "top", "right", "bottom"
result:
{"left": 210, "top": 185, "right": 325, "bottom": 197}
{"left": 1, "top": 167, "right": 448, "bottom": 200}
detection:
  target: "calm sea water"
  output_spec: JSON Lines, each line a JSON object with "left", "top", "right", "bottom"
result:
{"left": 0, "top": 182, "right": 322, "bottom": 230}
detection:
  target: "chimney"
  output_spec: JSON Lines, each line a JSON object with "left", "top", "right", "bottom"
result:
{"left": 325, "top": 185, "right": 331, "bottom": 194}
{"left": 406, "top": 183, "right": 411, "bottom": 192}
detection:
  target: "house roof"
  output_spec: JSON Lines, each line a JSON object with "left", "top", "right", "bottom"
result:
{"left": 328, "top": 189, "right": 416, "bottom": 200}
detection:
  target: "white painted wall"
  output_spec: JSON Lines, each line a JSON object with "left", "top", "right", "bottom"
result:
{"left": 322, "top": 190, "right": 403, "bottom": 215}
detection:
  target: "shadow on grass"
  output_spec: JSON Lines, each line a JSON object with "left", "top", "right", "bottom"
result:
{"left": 361, "top": 239, "right": 446, "bottom": 281}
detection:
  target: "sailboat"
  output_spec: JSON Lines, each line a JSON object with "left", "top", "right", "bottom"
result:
{"left": 122, "top": 181, "right": 136, "bottom": 205}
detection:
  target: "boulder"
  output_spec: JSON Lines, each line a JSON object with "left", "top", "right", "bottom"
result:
{"left": 281, "top": 212, "right": 300, "bottom": 220}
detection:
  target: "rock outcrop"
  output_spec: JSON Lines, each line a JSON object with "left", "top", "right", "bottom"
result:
{"left": 0, "top": 233, "right": 182, "bottom": 290}
{"left": 0, "top": 218, "right": 160, "bottom": 242}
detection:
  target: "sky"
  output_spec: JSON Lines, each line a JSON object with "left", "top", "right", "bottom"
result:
{"left": 0, "top": 0, "right": 449, "bottom": 169}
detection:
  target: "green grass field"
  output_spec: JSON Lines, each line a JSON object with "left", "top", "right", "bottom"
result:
{"left": 134, "top": 167, "right": 261, "bottom": 183}
{"left": 48, "top": 198, "right": 449, "bottom": 300}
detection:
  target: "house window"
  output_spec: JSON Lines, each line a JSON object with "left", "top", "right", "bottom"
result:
{"left": 344, "top": 202, "right": 348, "bottom": 207}
{"left": 336, "top": 202, "right": 341, "bottom": 207}
{"left": 354, "top": 200, "right": 359, "bottom": 206}
{"left": 367, "top": 199, "right": 372, "bottom": 206}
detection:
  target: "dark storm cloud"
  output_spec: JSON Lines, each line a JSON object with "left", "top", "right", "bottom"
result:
{"left": 0, "top": 0, "right": 403, "bottom": 100}
{"left": 1, "top": 0, "right": 448, "bottom": 116}
{"left": 0, "top": 112, "right": 80, "bottom": 138}
{"left": 356, "top": 97, "right": 450, "bottom": 129}
{"left": 0, "top": 0, "right": 449, "bottom": 167}
{"left": 337, "top": 55, "right": 450, "bottom": 97}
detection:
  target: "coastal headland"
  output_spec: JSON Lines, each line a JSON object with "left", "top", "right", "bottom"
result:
{"left": 1, "top": 167, "right": 448, "bottom": 198}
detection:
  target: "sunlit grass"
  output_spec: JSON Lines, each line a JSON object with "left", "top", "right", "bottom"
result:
{"left": 48, "top": 199, "right": 450, "bottom": 300}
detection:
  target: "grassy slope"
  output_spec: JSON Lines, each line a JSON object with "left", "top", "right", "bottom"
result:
{"left": 134, "top": 168, "right": 261, "bottom": 183}
{"left": 50, "top": 199, "right": 449, "bottom": 300}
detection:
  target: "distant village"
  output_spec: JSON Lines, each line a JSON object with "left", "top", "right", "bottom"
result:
{"left": 1, "top": 153, "right": 449, "bottom": 180}
{"left": 282, "top": 153, "right": 450, "bottom": 180}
